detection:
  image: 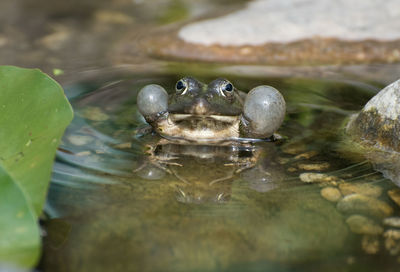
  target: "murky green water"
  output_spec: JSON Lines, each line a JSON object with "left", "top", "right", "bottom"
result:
{"left": 39, "top": 70, "right": 400, "bottom": 272}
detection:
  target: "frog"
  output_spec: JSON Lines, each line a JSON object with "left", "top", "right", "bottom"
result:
{"left": 137, "top": 77, "right": 286, "bottom": 144}
{"left": 134, "top": 77, "right": 286, "bottom": 203}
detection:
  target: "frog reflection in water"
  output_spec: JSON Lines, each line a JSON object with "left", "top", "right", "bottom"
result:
{"left": 136, "top": 77, "right": 286, "bottom": 203}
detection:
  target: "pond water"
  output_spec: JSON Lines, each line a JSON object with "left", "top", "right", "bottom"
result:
{"left": 39, "top": 69, "right": 400, "bottom": 272}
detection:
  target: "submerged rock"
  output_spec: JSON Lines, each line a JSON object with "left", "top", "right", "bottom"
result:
{"left": 383, "top": 217, "right": 400, "bottom": 228}
{"left": 299, "top": 173, "right": 339, "bottom": 184}
{"left": 384, "top": 229, "right": 400, "bottom": 255}
{"left": 337, "top": 194, "right": 393, "bottom": 218}
{"left": 388, "top": 188, "right": 400, "bottom": 207}
{"left": 297, "top": 162, "right": 330, "bottom": 171}
{"left": 321, "top": 187, "right": 342, "bottom": 202}
{"left": 82, "top": 106, "right": 110, "bottom": 122}
{"left": 338, "top": 183, "right": 382, "bottom": 198}
{"left": 361, "top": 235, "right": 380, "bottom": 255}
{"left": 346, "top": 215, "right": 383, "bottom": 235}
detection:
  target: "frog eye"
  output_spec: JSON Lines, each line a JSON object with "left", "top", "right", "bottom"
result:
{"left": 220, "top": 81, "right": 234, "bottom": 97}
{"left": 175, "top": 80, "right": 188, "bottom": 94}
{"left": 224, "top": 83, "right": 233, "bottom": 92}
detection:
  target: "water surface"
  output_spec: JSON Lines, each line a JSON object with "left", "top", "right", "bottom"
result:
{"left": 40, "top": 71, "right": 400, "bottom": 272}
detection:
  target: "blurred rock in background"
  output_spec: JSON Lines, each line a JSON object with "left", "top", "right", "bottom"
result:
{"left": 144, "top": 0, "right": 400, "bottom": 65}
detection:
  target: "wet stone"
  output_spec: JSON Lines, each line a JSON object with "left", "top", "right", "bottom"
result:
{"left": 82, "top": 106, "right": 110, "bottom": 122}
{"left": 297, "top": 162, "right": 330, "bottom": 171}
{"left": 75, "top": 151, "right": 91, "bottom": 157}
{"left": 281, "top": 143, "right": 307, "bottom": 155}
{"left": 337, "top": 194, "right": 393, "bottom": 218}
{"left": 383, "top": 217, "right": 400, "bottom": 228}
{"left": 294, "top": 151, "right": 318, "bottom": 160}
{"left": 366, "top": 151, "right": 400, "bottom": 187}
{"left": 388, "top": 188, "right": 400, "bottom": 207}
{"left": 299, "top": 173, "right": 339, "bottom": 184}
{"left": 346, "top": 215, "right": 383, "bottom": 235}
{"left": 339, "top": 182, "right": 382, "bottom": 198}
{"left": 113, "top": 142, "right": 132, "bottom": 149}
{"left": 277, "top": 157, "right": 291, "bottom": 165}
{"left": 67, "top": 135, "right": 94, "bottom": 146}
{"left": 38, "top": 25, "right": 72, "bottom": 51}
{"left": 361, "top": 235, "right": 380, "bottom": 255}
{"left": 384, "top": 229, "right": 400, "bottom": 255}
{"left": 346, "top": 79, "right": 400, "bottom": 152}
{"left": 320, "top": 187, "right": 342, "bottom": 202}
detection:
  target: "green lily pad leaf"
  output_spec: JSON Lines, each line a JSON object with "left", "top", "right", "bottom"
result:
{"left": 0, "top": 165, "right": 40, "bottom": 267}
{"left": 0, "top": 66, "right": 73, "bottom": 267}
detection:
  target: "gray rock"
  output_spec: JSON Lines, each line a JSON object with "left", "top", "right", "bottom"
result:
{"left": 363, "top": 80, "right": 400, "bottom": 120}
{"left": 347, "top": 79, "right": 400, "bottom": 152}
{"left": 179, "top": 0, "right": 400, "bottom": 46}
{"left": 345, "top": 79, "right": 400, "bottom": 186}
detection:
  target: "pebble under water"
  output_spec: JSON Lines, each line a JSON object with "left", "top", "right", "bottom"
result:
{"left": 39, "top": 71, "right": 400, "bottom": 272}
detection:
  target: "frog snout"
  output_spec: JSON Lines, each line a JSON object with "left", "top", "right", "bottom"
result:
{"left": 191, "top": 98, "right": 211, "bottom": 115}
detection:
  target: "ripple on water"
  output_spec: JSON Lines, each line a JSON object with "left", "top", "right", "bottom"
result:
{"left": 42, "top": 73, "right": 400, "bottom": 272}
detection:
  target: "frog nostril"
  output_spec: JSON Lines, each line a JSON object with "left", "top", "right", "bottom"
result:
{"left": 192, "top": 98, "right": 210, "bottom": 115}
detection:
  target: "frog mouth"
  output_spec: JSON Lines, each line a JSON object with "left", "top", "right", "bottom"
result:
{"left": 170, "top": 113, "right": 239, "bottom": 122}
{"left": 169, "top": 114, "right": 239, "bottom": 130}
{"left": 157, "top": 113, "right": 241, "bottom": 141}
